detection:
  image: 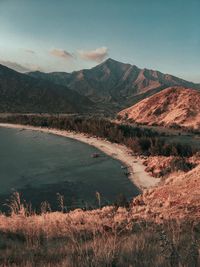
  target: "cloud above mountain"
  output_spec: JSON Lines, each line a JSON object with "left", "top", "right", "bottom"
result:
{"left": 78, "top": 47, "right": 108, "bottom": 62}
{"left": 50, "top": 49, "right": 74, "bottom": 60}
{"left": 25, "top": 49, "right": 35, "bottom": 54}
{"left": 0, "top": 60, "right": 31, "bottom": 72}
{"left": 0, "top": 60, "right": 42, "bottom": 73}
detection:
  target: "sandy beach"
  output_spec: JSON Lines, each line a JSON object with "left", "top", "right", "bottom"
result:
{"left": 0, "top": 123, "right": 160, "bottom": 190}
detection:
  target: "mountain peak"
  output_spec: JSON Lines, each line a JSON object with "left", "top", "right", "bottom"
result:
{"left": 104, "top": 58, "right": 121, "bottom": 64}
{"left": 92, "top": 58, "right": 132, "bottom": 76}
{"left": 25, "top": 58, "right": 200, "bottom": 115}
{"left": 101, "top": 58, "right": 131, "bottom": 67}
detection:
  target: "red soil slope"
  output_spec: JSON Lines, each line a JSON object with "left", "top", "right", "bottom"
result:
{"left": 119, "top": 87, "right": 200, "bottom": 130}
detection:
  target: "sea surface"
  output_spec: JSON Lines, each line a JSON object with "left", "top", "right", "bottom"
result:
{"left": 0, "top": 127, "right": 139, "bottom": 210}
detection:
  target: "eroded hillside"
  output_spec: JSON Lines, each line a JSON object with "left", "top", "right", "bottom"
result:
{"left": 119, "top": 87, "right": 200, "bottom": 130}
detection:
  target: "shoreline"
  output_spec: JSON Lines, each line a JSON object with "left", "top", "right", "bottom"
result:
{"left": 0, "top": 123, "right": 160, "bottom": 191}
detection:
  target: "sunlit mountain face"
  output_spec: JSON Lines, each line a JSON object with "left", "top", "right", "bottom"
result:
{"left": 119, "top": 86, "right": 200, "bottom": 130}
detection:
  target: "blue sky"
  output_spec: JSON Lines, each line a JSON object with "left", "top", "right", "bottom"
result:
{"left": 0, "top": 0, "right": 199, "bottom": 82}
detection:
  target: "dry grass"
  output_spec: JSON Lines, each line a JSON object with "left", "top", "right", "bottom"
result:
{"left": 0, "top": 193, "right": 199, "bottom": 266}
{"left": 143, "top": 155, "right": 199, "bottom": 178}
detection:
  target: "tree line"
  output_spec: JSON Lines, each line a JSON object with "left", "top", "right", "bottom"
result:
{"left": 0, "top": 114, "right": 198, "bottom": 157}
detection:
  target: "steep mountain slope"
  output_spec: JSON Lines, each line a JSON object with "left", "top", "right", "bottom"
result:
{"left": 28, "top": 58, "right": 200, "bottom": 112}
{"left": 0, "top": 64, "right": 93, "bottom": 113}
{"left": 118, "top": 87, "right": 200, "bottom": 130}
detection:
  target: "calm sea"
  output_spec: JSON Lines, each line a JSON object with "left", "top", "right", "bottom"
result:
{"left": 0, "top": 127, "right": 139, "bottom": 210}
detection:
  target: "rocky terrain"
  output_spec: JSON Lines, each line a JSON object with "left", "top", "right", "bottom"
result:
{"left": 142, "top": 155, "right": 199, "bottom": 178}
{"left": 133, "top": 163, "right": 200, "bottom": 221}
{"left": 118, "top": 87, "right": 200, "bottom": 130}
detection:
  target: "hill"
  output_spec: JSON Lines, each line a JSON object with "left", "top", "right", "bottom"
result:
{"left": 0, "top": 64, "right": 93, "bottom": 113}
{"left": 118, "top": 87, "right": 200, "bottom": 130}
{"left": 28, "top": 58, "right": 200, "bottom": 112}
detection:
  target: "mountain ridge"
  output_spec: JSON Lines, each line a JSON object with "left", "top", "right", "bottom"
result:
{"left": 28, "top": 58, "right": 200, "bottom": 112}
{"left": 1, "top": 59, "right": 200, "bottom": 115}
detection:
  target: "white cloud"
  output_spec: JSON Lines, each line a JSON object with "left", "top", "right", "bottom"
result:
{"left": 27, "top": 64, "right": 43, "bottom": 72}
{"left": 78, "top": 46, "right": 108, "bottom": 62}
{"left": 0, "top": 60, "right": 30, "bottom": 72}
{"left": 0, "top": 60, "right": 42, "bottom": 73}
{"left": 25, "top": 49, "right": 35, "bottom": 54}
{"left": 50, "top": 49, "right": 73, "bottom": 60}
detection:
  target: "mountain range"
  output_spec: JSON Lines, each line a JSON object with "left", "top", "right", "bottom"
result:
{"left": 28, "top": 58, "right": 200, "bottom": 112}
{"left": 0, "top": 58, "right": 199, "bottom": 115}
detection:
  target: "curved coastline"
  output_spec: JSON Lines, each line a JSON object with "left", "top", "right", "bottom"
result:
{"left": 0, "top": 123, "right": 160, "bottom": 191}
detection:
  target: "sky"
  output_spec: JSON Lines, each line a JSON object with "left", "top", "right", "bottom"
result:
{"left": 0, "top": 0, "right": 199, "bottom": 82}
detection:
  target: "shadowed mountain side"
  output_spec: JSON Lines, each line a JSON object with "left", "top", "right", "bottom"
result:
{"left": 0, "top": 64, "right": 94, "bottom": 113}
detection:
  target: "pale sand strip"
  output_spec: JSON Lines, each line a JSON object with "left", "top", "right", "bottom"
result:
{"left": 0, "top": 123, "right": 160, "bottom": 190}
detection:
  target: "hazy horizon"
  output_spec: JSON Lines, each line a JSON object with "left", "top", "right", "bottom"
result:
{"left": 0, "top": 0, "right": 199, "bottom": 82}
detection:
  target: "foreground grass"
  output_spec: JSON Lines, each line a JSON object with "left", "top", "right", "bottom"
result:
{"left": 0, "top": 220, "right": 199, "bottom": 267}
{"left": 0, "top": 205, "right": 199, "bottom": 266}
